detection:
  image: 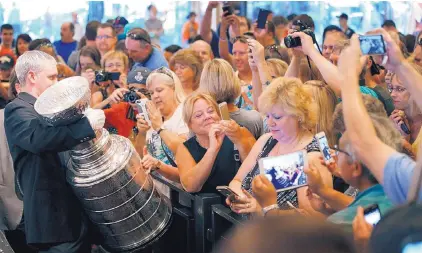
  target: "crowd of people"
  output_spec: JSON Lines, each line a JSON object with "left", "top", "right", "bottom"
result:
{"left": 1, "top": 2, "right": 422, "bottom": 253}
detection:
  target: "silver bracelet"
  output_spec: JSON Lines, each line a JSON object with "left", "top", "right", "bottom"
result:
{"left": 262, "top": 204, "right": 279, "bottom": 217}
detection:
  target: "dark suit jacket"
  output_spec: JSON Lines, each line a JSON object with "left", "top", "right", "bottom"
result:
{"left": 4, "top": 92, "right": 96, "bottom": 244}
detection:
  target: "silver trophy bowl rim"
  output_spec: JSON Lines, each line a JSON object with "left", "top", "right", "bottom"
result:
{"left": 34, "top": 76, "right": 90, "bottom": 117}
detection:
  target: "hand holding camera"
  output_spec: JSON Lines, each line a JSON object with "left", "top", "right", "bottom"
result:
{"left": 288, "top": 31, "right": 317, "bottom": 56}
{"left": 284, "top": 20, "right": 316, "bottom": 49}
{"left": 107, "top": 88, "right": 129, "bottom": 105}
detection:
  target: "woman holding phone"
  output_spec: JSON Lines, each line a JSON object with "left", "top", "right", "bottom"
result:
{"left": 199, "top": 59, "right": 264, "bottom": 140}
{"left": 176, "top": 93, "right": 255, "bottom": 193}
{"left": 227, "top": 77, "right": 333, "bottom": 214}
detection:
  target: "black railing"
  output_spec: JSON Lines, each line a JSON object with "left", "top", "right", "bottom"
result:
{"left": 151, "top": 172, "right": 244, "bottom": 253}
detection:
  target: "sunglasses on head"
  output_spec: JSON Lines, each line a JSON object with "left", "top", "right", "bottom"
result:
{"left": 127, "top": 32, "right": 151, "bottom": 44}
{"left": 152, "top": 67, "right": 174, "bottom": 80}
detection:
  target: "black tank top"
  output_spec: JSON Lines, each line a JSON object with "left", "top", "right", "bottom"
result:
{"left": 183, "top": 136, "right": 241, "bottom": 194}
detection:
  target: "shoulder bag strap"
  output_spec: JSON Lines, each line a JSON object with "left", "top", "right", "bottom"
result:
{"left": 161, "top": 138, "right": 177, "bottom": 167}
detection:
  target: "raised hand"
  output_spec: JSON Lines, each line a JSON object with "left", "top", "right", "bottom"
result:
{"left": 252, "top": 175, "right": 277, "bottom": 208}
{"left": 208, "top": 123, "right": 225, "bottom": 152}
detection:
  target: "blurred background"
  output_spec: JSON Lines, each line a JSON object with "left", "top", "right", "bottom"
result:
{"left": 0, "top": 0, "right": 420, "bottom": 48}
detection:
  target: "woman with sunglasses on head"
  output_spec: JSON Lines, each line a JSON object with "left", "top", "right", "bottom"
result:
{"left": 28, "top": 38, "right": 66, "bottom": 64}
{"left": 135, "top": 67, "right": 189, "bottom": 182}
{"left": 387, "top": 63, "right": 422, "bottom": 147}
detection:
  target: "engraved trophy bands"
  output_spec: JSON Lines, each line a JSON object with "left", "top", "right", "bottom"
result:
{"left": 34, "top": 77, "right": 172, "bottom": 252}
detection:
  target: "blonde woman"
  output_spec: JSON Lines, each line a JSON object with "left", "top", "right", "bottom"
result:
{"left": 227, "top": 77, "right": 333, "bottom": 214}
{"left": 170, "top": 49, "right": 203, "bottom": 95}
{"left": 176, "top": 93, "right": 255, "bottom": 193}
{"left": 200, "top": 59, "right": 264, "bottom": 140}
{"left": 266, "top": 58, "right": 288, "bottom": 78}
{"left": 91, "top": 50, "right": 129, "bottom": 109}
{"left": 135, "top": 67, "right": 188, "bottom": 182}
{"left": 303, "top": 80, "right": 337, "bottom": 147}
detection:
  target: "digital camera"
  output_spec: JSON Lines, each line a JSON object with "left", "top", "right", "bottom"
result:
{"left": 123, "top": 87, "right": 141, "bottom": 103}
{"left": 284, "top": 20, "right": 315, "bottom": 48}
{"left": 95, "top": 70, "right": 121, "bottom": 83}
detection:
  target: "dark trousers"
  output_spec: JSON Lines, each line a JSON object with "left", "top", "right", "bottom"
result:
{"left": 35, "top": 217, "right": 91, "bottom": 253}
{"left": 4, "top": 216, "right": 38, "bottom": 253}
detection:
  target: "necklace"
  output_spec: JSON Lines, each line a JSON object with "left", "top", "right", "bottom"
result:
{"left": 276, "top": 134, "right": 307, "bottom": 155}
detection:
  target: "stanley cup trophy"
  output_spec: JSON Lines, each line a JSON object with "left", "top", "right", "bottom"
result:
{"left": 34, "top": 77, "right": 172, "bottom": 252}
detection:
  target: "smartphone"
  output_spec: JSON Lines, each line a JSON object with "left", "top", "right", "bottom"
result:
{"left": 400, "top": 123, "right": 411, "bottom": 135}
{"left": 135, "top": 99, "right": 151, "bottom": 126}
{"left": 258, "top": 150, "right": 308, "bottom": 192}
{"left": 286, "top": 201, "right": 297, "bottom": 210}
{"left": 359, "top": 35, "right": 386, "bottom": 55}
{"left": 219, "top": 102, "right": 230, "bottom": 121}
{"left": 257, "top": 9, "right": 271, "bottom": 29}
{"left": 364, "top": 204, "right": 381, "bottom": 226}
{"left": 216, "top": 186, "right": 239, "bottom": 198}
{"left": 222, "top": 4, "right": 233, "bottom": 17}
{"left": 402, "top": 234, "right": 422, "bottom": 253}
{"left": 315, "top": 132, "right": 334, "bottom": 164}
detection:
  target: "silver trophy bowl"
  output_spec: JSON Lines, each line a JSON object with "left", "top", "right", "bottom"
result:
{"left": 34, "top": 76, "right": 91, "bottom": 126}
{"left": 34, "top": 77, "right": 172, "bottom": 252}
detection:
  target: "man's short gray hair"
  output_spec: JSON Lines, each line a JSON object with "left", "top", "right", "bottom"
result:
{"left": 343, "top": 114, "right": 402, "bottom": 183}
{"left": 15, "top": 51, "right": 57, "bottom": 87}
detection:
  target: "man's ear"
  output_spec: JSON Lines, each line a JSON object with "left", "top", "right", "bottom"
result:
{"left": 352, "top": 162, "right": 363, "bottom": 178}
{"left": 27, "top": 70, "right": 37, "bottom": 85}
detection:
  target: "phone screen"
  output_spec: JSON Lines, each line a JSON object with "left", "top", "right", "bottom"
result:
{"left": 359, "top": 35, "right": 386, "bottom": 55}
{"left": 222, "top": 5, "right": 233, "bottom": 17}
{"left": 317, "top": 133, "right": 332, "bottom": 163}
{"left": 257, "top": 9, "right": 271, "bottom": 29}
{"left": 259, "top": 150, "right": 308, "bottom": 192}
{"left": 219, "top": 102, "right": 230, "bottom": 120}
{"left": 403, "top": 241, "right": 422, "bottom": 253}
{"left": 364, "top": 208, "right": 381, "bottom": 225}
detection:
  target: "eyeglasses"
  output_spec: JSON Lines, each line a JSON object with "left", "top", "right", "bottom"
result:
{"left": 152, "top": 67, "right": 174, "bottom": 80}
{"left": 127, "top": 32, "right": 151, "bottom": 44}
{"left": 388, "top": 86, "right": 407, "bottom": 93}
{"left": 96, "top": 35, "right": 114, "bottom": 40}
{"left": 333, "top": 145, "right": 351, "bottom": 157}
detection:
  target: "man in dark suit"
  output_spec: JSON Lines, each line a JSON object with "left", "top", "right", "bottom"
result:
{"left": 4, "top": 50, "right": 105, "bottom": 252}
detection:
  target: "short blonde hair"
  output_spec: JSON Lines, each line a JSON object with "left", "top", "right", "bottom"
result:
{"left": 303, "top": 80, "right": 337, "bottom": 147}
{"left": 170, "top": 49, "right": 203, "bottom": 89}
{"left": 100, "top": 50, "right": 129, "bottom": 71}
{"left": 200, "top": 59, "right": 241, "bottom": 104}
{"left": 182, "top": 92, "right": 220, "bottom": 126}
{"left": 146, "top": 67, "right": 186, "bottom": 104}
{"left": 258, "top": 77, "right": 317, "bottom": 132}
{"left": 266, "top": 59, "right": 288, "bottom": 77}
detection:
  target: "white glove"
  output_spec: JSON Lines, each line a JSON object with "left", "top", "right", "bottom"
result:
{"left": 85, "top": 108, "right": 105, "bottom": 130}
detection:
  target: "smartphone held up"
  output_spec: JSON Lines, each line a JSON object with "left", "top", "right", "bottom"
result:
{"left": 359, "top": 35, "right": 386, "bottom": 55}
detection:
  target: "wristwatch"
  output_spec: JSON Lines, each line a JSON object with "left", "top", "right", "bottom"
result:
{"left": 157, "top": 126, "right": 166, "bottom": 135}
{"left": 262, "top": 204, "right": 279, "bottom": 217}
